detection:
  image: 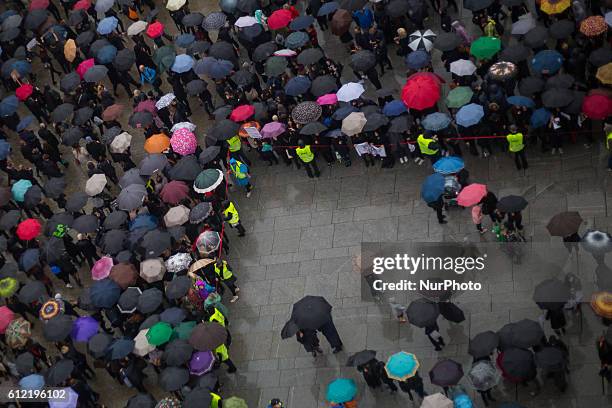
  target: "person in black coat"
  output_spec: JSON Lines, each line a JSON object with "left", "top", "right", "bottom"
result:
{"left": 399, "top": 370, "right": 428, "bottom": 401}
{"left": 319, "top": 317, "right": 343, "bottom": 353}
{"left": 357, "top": 359, "right": 398, "bottom": 392}
{"left": 545, "top": 308, "right": 567, "bottom": 336}
{"left": 76, "top": 233, "right": 100, "bottom": 268}
{"left": 296, "top": 328, "right": 323, "bottom": 357}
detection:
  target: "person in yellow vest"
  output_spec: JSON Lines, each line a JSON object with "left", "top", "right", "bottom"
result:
{"left": 209, "top": 392, "right": 222, "bottom": 408}
{"left": 296, "top": 139, "right": 321, "bottom": 178}
{"left": 417, "top": 132, "right": 441, "bottom": 164}
{"left": 215, "top": 257, "right": 240, "bottom": 302}
{"left": 208, "top": 310, "right": 237, "bottom": 373}
{"left": 222, "top": 200, "right": 245, "bottom": 237}
{"left": 228, "top": 157, "right": 253, "bottom": 198}
{"left": 226, "top": 134, "right": 252, "bottom": 166}
{"left": 606, "top": 124, "right": 612, "bottom": 171}
{"left": 506, "top": 124, "right": 528, "bottom": 170}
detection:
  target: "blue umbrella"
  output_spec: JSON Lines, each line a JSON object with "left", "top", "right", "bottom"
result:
{"left": 290, "top": 15, "right": 315, "bottom": 30}
{"left": 406, "top": 50, "right": 431, "bottom": 69}
{"left": 171, "top": 54, "right": 195, "bottom": 73}
{"left": 326, "top": 378, "right": 357, "bottom": 404}
{"left": 19, "top": 374, "right": 45, "bottom": 390}
{"left": 195, "top": 57, "right": 233, "bottom": 79}
{"left": 285, "top": 31, "right": 309, "bottom": 49}
{"left": 284, "top": 75, "right": 311, "bottom": 96}
{"left": 422, "top": 112, "right": 451, "bottom": 131}
{"left": 333, "top": 106, "right": 359, "bottom": 120}
{"left": 318, "top": 1, "right": 339, "bottom": 16}
{"left": 16, "top": 115, "right": 35, "bottom": 132}
{"left": 90, "top": 279, "right": 121, "bottom": 308}
{"left": 19, "top": 248, "right": 40, "bottom": 272}
{"left": 433, "top": 156, "right": 465, "bottom": 175}
{"left": 383, "top": 100, "right": 408, "bottom": 117}
{"left": 10, "top": 60, "right": 31, "bottom": 77}
{"left": 530, "top": 108, "right": 551, "bottom": 128}
{"left": 0, "top": 95, "right": 19, "bottom": 117}
{"left": 0, "top": 139, "right": 11, "bottom": 160}
{"left": 0, "top": 10, "right": 18, "bottom": 23}
{"left": 50, "top": 25, "right": 68, "bottom": 40}
{"left": 129, "top": 214, "right": 158, "bottom": 232}
{"left": 96, "top": 45, "right": 118, "bottom": 64}
{"left": 507, "top": 95, "right": 535, "bottom": 109}
{"left": 421, "top": 173, "right": 446, "bottom": 203}
{"left": 11, "top": 179, "right": 32, "bottom": 202}
{"left": 107, "top": 338, "right": 135, "bottom": 360}
{"left": 97, "top": 16, "right": 118, "bottom": 35}
{"left": 385, "top": 351, "right": 420, "bottom": 380}
{"left": 456, "top": 103, "right": 485, "bottom": 127}
{"left": 160, "top": 307, "right": 187, "bottom": 325}
{"left": 532, "top": 50, "right": 563, "bottom": 75}
{"left": 175, "top": 33, "right": 195, "bottom": 48}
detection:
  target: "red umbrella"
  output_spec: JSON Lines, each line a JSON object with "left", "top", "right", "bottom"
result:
{"left": 229, "top": 105, "right": 255, "bottom": 122}
{"left": 15, "top": 84, "right": 33, "bottom": 101}
{"left": 102, "top": 104, "right": 125, "bottom": 121}
{"left": 29, "top": 0, "right": 49, "bottom": 11}
{"left": 160, "top": 181, "right": 190, "bottom": 205}
{"left": 135, "top": 100, "right": 157, "bottom": 114}
{"left": 582, "top": 94, "right": 612, "bottom": 120}
{"left": 0, "top": 306, "right": 14, "bottom": 334}
{"left": 76, "top": 58, "right": 95, "bottom": 79}
{"left": 16, "top": 219, "right": 42, "bottom": 241}
{"left": 73, "top": 0, "right": 91, "bottom": 11}
{"left": 146, "top": 21, "right": 165, "bottom": 39}
{"left": 268, "top": 9, "right": 293, "bottom": 30}
{"left": 401, "top": 72, "right": 441, "bottom": 111}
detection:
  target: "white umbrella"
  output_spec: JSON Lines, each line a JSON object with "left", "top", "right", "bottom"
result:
{"left": 85, "top": 174, "right": 107, "bottom": 196}
{"left": 606, "top": 11, "right": 612, "bottom": 27}
{"left": 421, "top": 393, "right": 453, "bottom": 408}
{"left": 336, "top": 82, "right": 365, "bottom": 102}
{"left": 110, "top": 132, "right": 132, "bottom": 154}
{"left": 274, "top": 49, "right": 297, "bottom": 57}
{"left": 235, "top": 16, "right": 258, "bottom": 28}
{"left": 468, "top": 360, "right": 501, "bottom": 391}
{"left": 166, "top": 0, "right": 187, "bottom": 12}
{"left": 95, "top": 0, "right": 114, "bottom": 14}
{"left": 408, "top": 29, "right": 436, "bottom": 52}
{"left": 171, "top": 122, "right": 196, "bottom": 133}
{"left": 450, "top": 59, "right": 477, "bottom": 76}
{"left": 511, "top": 14, "right": 536, "bottom": 35}
{"left": 165, "top": 253, "right": 192, "bottom": 273}
{"left": 195, "top": 231, "right": 221, "bottom": 255}
{"left": 164, "top": 205, "right": 190, "bottom": 228}
{"left": 341, "top": 112, "right": 367, "bottom": 136}
{"left": 140, "top": 258, "right": 166, "bottom": 283}
{"left": 134, "top": 329, "right": 156, "bottom": 357}
{"left": 127, "top": 21, "right": 147, "bottom": 36}
{"left": 155, "top": 93, "right": 176, "bottom": 110}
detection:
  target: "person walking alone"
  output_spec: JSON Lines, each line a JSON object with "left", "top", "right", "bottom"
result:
{"left": 228, "top": 158, "right": 253, "bottom": 198}
{"left": 296, "top": 140, "right": 320, "bottom": 178}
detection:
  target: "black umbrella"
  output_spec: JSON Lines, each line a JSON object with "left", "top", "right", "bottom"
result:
{"left": 0, "top": 210, "right": 20, "bottom": 230}
{"left": 118, "top": 287, "right": 141, "bottom": 313}
{"left": 464, "top": 0, "right": 494, "bottom": 10}
{"left": 210, "top": 119, "right": 240, "bottom": 140}
{"left": 166, "top": 276, "right": 191, "bottom": 300}
{"left": 102, "top": 126, "right": 122, "bottom": 144}
{"left": 160, "top": 307, "right": 186, "bottom": 325}
{"left": 18, "top": 281, "right": 45, "bottom": 303}
{"left": 434, "top": 32, "right": 462, "bottom": 52}
{"left": 51, "top": 103, "right": 75, "bottom": 123}
{"left": 519, "top": 76, "right": 544, "bottom": 96}
{"left": 41, "top": 237, "right": 66, "bottom": 264}
{"left": 385, "top": 0, "right": 410, "bottom": 17}
{"left": 346, "top": 350, "right": 377, "bottom": 367}
{"left": 24, "top": 10, "right": 48, "bottom": 30}
{"left": 19, "top": 249, "right": 40, "bottom": 272}
{"left": 45, "top": 212, "right": 74, "bottom": 235}
{"left": 350, "top": 50, "right": 376, "bottom": 72}
{"left": 107, "top": 338, "right": 135, "bottom": 360}
{"left": 163, "top": 339, "right": 194, "bottom": 366}
{"left": 406, "top": 299, "right": 439, "bottom": 328}
{"left": 439, "top": 302, "right": 465, "bottom": 323}
{"left": 76, "top": 30, "right": 95, "bottom": 47}
{"left": 535, "top": 347, "right": 566, "bottom": 371}
{"left": 119, "top": 168, "right": 145, "bottom": 188}
{"left": 549, "top": 20, "right": 574, "bottom": 39}
{"left": 102, "top": 229, "right": 127, "bottom": 254}
{"left": 0, "top": 27, "right": 20, "bottom": 42}
{"left": 43, "top": 315, "right": 73, "bottom": 341}
{"left": 117, "top": 184, "right": 147, "bottom": 211}
{"left": 60, "top": 73, "right": 81, "bottom": 93}
{"left": 504, "top": 319, "right": 544, "bottom": 349}
{"left": 183, "top": 387, "right": 212, "bottom": 408}
{"left": 281, "top": 320, "right": 299, "bottom": 339}
{"left": 388, "top": 115, "right": 411, "bottom": 133}
{"left": 72, "top": 214, "right": 99, "bottom": 233}
{"left": 496, "top": 195, "right": 528, "bottom": 212}
{"left": 73, "top": 106, "right": 94, "bottom": 126}
{"left": 186, "top": 79, "right": 206, "bottom": 96}
{"left": 160, "top": 367, "right": 190, "bottom": 391}
{"left": 265, "top": 56, "right": 288, "bottom": 76}
{"left": 114, "top": 49, "right": 136, "bottom": 71}
{"left": 87, "top": 332, "right": 113, "bottom": 358}
{"left": 168, "top": 155, "right": 202, "bottom": 181}
{"left": 231, "top": 69, "right": 255, "bottom": 87}
{"left": 91, "top": 41, "right": 112, "bottom": 59}
{"left": 43, "top": 177, "right": 66, "bottom": 199}
{"left": 187, "top": 40, "right": 211, "bottom": 56}
{"left": 300, "top": 121, "right": 327, "bottom": 136}
{"left": 139, "top": 154, "right": 168, "bottom": 176}
{"left": 523, "top": 26, "right": 548, "bottom": 48}
{"left": 429, "top": 359, "right": 463, "bottom": 387}
{"left": 209, "top": 41, "right": 236, "bottom": 63}
{"left": 289, "top": 15, "right": 315, "bottom": 30}
{"left": 127, "top": 393, "right": 157, "bottom": 408}
{"left": 139, "top": 314, "right": 160, "bottom": 331}
{"left": 363, "top": 112, "right": 389, "bottom": 132}
{"left": 468, "top": 331, "right": 499, "bottom": 358}
{"left": 533, "top": 278, "right": 571, "bottom": 310}
{"left": 589, "top": 48, "right": 612, "bottom": 68}
{"left": 500, "top": 348, "right": 535, "bottom": 379}
{"left": 339, "top": 0, "right": 369, "bottom": 10}
{"left": 212, "top": 105, "right": 232, "bottom": 120}
{"left": 62, "top": 126, "right": 84, "bottom": 146}
{"left": 45, "top": 359, "right": 74, "bottom": 386}
{"left": 64, "top": 192, "right": 88, "bottom": 212}
{"left": 297, "top": 48, "right": 324, "bottom": 65}
{"left": 545, "top": 74, "right": 574, "bottom": 89}
{"left": 199, "top": 146, "right": 221, "bottom": 165}
{"left": 137, "top": 288, "right": 163, "bottom": 314}
{"left": 310, "top": 75, "right": 338, "bottom": 97}
{"left": 68, "top": 9, "right": 86, "bottom": 26}
{"left": 253, "top": 42, "right": 277, "bottom": 62}
{"left": 500, "top": 44, "right": 530, "bottom": 63}
{"left": 103, "top": 211, "right": 128, "bottom": 230}
{"left": 84, "top": 65, "right": 108, "bottom": 83}
{"left": 182, "top": 12, "right": 204, "bottom": 27}
{"left": 16, "top": 352, "right": 35, "bottom": 376}
{"left": 542, "top": 88, "right": 573, "bottom": 108}
{"left": 23, "top": 185, "right": 43, "bottom": 209}
{"left": 290, "top": 296, "right": 332, "bottom": 330}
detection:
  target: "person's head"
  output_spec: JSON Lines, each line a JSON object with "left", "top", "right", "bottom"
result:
{"left": 222, "top": 200, "right": 230, "bottom": 209}
{"left": 139, "top": 65, "right": 145, "bottom": 72}
{"left": 77, "top": 233, "right": 84, "bottom": 240}
{"left": 269, "top": 399, "right": 283, "bottom": 408}
{"left": 229, "top": 157, "right": 237, "bottom": 166}
{"left": 39, "top": 122, "right": 46, "bottom": 129}
{"left": 86, "top": 161, "right": 96, "bottom": 170}
{"left": 397, "top": 28, "right": 407, "bottom": 38}
{"left": 369, "top": 26, "right": 377, "bottom": 35}
{"left": 297, "top": 139, "right": 305, "bottom": 148}
{"left": 509, "top": 124, "right": 518, "bottom": 133}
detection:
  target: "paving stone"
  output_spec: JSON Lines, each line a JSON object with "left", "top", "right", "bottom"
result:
{"left": 272, "top": 229, "right": 302, "bottom": 254}
{"left": 332, "top": 222, "right": 364, "bottom": 247}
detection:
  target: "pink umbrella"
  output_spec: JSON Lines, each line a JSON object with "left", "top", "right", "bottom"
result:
{"left": 91, "top": 256, "right": 114, "bottom": 281}
{"left": 170, "top": 127, "right": 197, "bottom": 156}
{"left": 317, "top": 93, "right": 338, "bottom": 105}
{"left": 0, "top": 306, "right": 15, "bottom": 334}
{"left": 457, "top": 183, "right": 487, "bottom": 207}
{"left": 135, "top": 99, "right": 157, "bottom": 114}
{"left": 29, "top": 0, "right": 50, "bottom": 10}
{"left": 261, "top": 122, "right": 286, "bottom": 139}
{"left": 274, "top": 49, "right": 297, "bottom": 57}
{"left": 76, "top": 58, "right": 95, "bottom": 79}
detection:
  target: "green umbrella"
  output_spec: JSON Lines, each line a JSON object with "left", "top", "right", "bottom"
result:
{"left": 193, "top": 169, "right": 224, "bottom": 194}
{"left": 174, "top": 321, "right": 196, "bottom": 339}
{"left": 470, "top": 36, "right": 501, "bottom": 60}
{"left": 146, "top": 321, "right": 173, "bottom": 346}
{"left": 153, "top": 46, "right": 177, "bottom": 72}
{"left": 224, "top": 397, "right": 248, "bottom": 408}
{"left": 265, "top": 56, "right": 288, "bottom": 76}
{"left": 0, "top": 277, "right": 18, "bottom": 297}
{"left": 446, "top": 86, "right": 474, "bottom": 108}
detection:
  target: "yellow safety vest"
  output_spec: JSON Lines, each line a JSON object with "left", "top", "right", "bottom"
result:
{"left": 506, "top": 132, "right": 524, "bottom": 152}
{"left": 295, "top": 145, "right": 314, "bottom": 163}
{"left": 210, "top": 393, "right": 221, "bottom": 408}
{"left": 215, "top": 343, "right": 229, "bottom": 361}
{"left": 223, "top": 202, "right": 240, "bottom": 225}
{"left": 227, "top": 135, "right": 241, "bottom": 152}
{"left": 209, "top": 308, "right": 226, "bottom": 327}
{"left": 229, "top": 161, "right": 247, "bottom": 179}
{"left": 607, "top": 132, "right": 612, "bottom": 150}
{"left": 214, "top": 261, "right": 234, "bottom": 280}
{"left": 417, "top": 134, "right": 438, "bottom": 155}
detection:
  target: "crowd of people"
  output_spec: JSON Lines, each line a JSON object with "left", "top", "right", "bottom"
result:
{"left": 1, "top": 0, "right": 612, "bottom": 407}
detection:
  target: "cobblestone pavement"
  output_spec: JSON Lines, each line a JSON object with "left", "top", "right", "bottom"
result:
{"left": 3, "top": 0, "right": 612, "bottom": 407}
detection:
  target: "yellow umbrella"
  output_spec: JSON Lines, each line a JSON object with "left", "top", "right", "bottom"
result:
{"left": 596, "top": 63, "right": 612, "bottom": 85}
{"left": 591, "top": 292, "right": 612, "bottom": 318}
{"left": 64, "top": 39, "right": 76, "bottom": 62}
{"left": 540, "top": 0, "right": 571, "bottom": 15}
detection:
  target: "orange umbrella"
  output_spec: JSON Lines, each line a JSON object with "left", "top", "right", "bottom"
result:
{"left": 592, "top": 292, "right": 612, "bottom": 318}
{"left": 144, "top": 133, "right": 171, "bottom": 154}
{"left": 64, "top": 39, "right": 77, "bottom": 62}
{"left": 102, "top": 104, "right": 124, "bottom": 121}
{"left": 580, "top": 16, "right": 607, "bottom": 37}
{"left": 238, "top": 121, "right": 260, "bottom": 138}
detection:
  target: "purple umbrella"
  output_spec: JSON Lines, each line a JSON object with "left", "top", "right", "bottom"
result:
{"left": 189, "top": 350, "right": 215, "bottom": 376}
{"left": 261, "top": 121, "right": 286, "bottom": 139}
{"left": 48, "top": 387, "right": 78, "bottom": 408}
{"left": 71, "top": 316, "right": 99, "bottom": 342}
